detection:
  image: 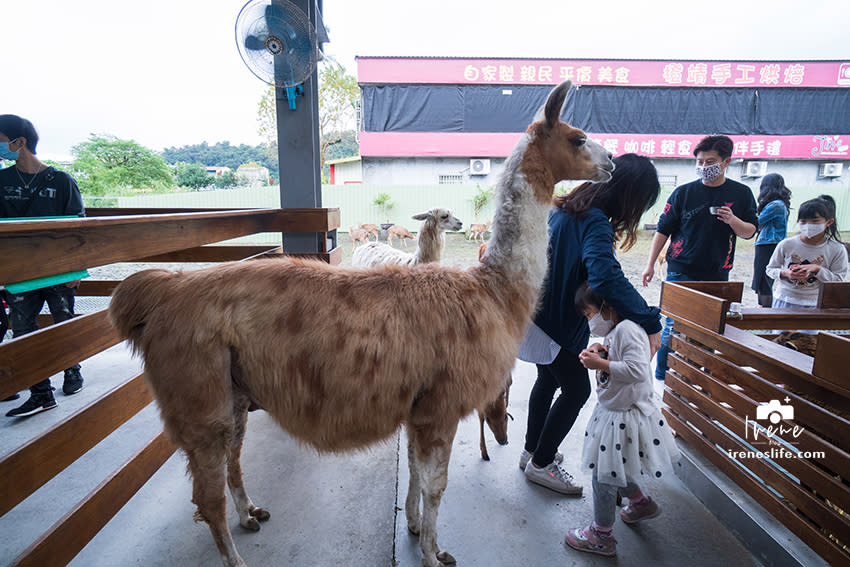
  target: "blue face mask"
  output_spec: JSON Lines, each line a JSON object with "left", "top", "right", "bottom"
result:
{"left": 0, "top": 140, "right": 19, "bottom": 161}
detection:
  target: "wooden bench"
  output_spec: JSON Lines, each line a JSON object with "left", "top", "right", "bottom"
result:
{"left": 660, "top": 281, "right": 850, "bottom": 565}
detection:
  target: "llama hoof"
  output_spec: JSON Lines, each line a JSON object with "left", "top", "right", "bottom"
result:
{"left": 407, "top": 522, "right": 421, "bottom": 536}
{"left": 481, "top": 453, "right": 490, "bottom": 461}
{"left": 436, "top": 550, "right": 457, "bottom": 564}
{"left": 250, "top": 506, "right": 271, "bottom": 522}
{"left": 241, "top": 516, "right": 262, "bottom": 531}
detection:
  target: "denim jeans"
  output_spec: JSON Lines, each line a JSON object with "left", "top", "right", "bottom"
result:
{"left": 7, "top": 284, "right": 81, "bottom": 395}
{"left": 654, "top": 270, "right": 728, "bottom": 380}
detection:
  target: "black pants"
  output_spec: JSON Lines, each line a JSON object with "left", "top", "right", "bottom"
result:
{"left": 0, "top": 290, "right": 8, "bottom": 340}
{"left": 524, "top": 348, "right": 591, "bottom": 467}
{"left": 7, "top": 284, "right": 81, "bottom": 396}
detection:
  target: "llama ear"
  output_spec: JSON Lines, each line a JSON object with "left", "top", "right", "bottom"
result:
{"left": 533, "top": 80, "right": 572, "bottom": 128}
{"left": 411, "top": 212, "right": 429, "bottom": 221}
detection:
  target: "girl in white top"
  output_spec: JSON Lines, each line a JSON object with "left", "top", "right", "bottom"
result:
{"left": 564, "top": 282, "right": 679, "bottom": 557}
{"left": 766, "top": 195, "right": 848, "bottom": 308}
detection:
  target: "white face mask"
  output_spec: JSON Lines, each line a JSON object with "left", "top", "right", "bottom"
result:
{"left": 799, "top": 223, "right": 826, "bottom": 238}
{"left": 696, "top": 162, "right": 723, "bottom": 182}
{"left": 588, "top": 313, "right": 615, "bottom": 337}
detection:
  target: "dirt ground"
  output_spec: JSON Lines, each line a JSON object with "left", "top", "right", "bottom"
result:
{"left": 340, "top": 230, "right": 759, "bottom": 308}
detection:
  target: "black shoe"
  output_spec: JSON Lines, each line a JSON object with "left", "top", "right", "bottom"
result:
{"left": 63, "top": 369, "right": 84, "bottom": 395}
{"left": 6, "top": 394, "right": 57, "bottom": 417}
{"left": 2, "top": 393, "right": 20, "bottom": 402}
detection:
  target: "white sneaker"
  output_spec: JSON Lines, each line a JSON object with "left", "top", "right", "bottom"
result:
{"left": 518, "top": 449, "right": 564, "bottom": 471}
{"left": 524, "top": 461, "right": 583, "bottom": 495}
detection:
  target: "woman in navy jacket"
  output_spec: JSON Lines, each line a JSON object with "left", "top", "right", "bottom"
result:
{"left": 520, "top": 154, "right": 663, "bottom": 495}
{"left": 752, "top": 173, "right": 791, "bottom": 307}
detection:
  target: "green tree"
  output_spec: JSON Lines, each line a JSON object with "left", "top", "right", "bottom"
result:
{"left": 257, "top": 59, "right": 360, "bottom": 172}
{"left": 214, "top": 170, "right": 239, "bottom": 189}
{"left": 175, "top": 162, "right": 212, "bottom": 190}
{"left": 72, "top": 135, "right": 173, "bottom": 195}
{"left": 373, "top": 192, "right": 394, "bottom": 223}
{"left": 471, "top": 185, "right": 495, "bottom": 221}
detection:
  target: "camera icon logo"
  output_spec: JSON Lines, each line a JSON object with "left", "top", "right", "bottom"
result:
{"left": 756, "top": 399, "right": 794, "bottom": 424}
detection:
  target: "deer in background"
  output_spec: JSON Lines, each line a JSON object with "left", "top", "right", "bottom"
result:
{"left": 467, "top": 220, "right": 492, "bottom": 242}
{"left": 107, "top": 80, "right": 613, "bottom": 567}
{"left": 348, "top": 226, "right": 370, "bottom": 250}
{"left": 358, "top": 223, "right": 380, "bottom": 241}
{"left": 387, "top": 224, "right": 416, "bottom": 247}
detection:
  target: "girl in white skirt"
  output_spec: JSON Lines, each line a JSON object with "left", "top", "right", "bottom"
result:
{"left": 564, "top": 282, "right": 680, "bottom": 557}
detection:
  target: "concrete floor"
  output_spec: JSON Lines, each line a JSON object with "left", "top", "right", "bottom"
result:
{"left": 1, "top": 344, "right": 773, "bottom": 567}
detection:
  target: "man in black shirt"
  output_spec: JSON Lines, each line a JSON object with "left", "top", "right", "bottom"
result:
{"left": 0, "top": 114, "right": 86, "bottom": 417}
{"left": 641, "top": 135, "right": 757, "bottom": 381}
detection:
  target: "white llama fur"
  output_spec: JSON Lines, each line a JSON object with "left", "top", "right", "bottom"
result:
{"left": 351, "top": 208, "right": 463, "bottom": 268}
{"left": 107, "top": 80, "right": 613, "bottom": 567}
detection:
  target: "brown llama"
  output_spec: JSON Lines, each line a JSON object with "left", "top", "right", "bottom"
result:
{"left": 107, "top": 80, "right": 613, "bottom": 567}
{"left": 351, "top": 208, "right": 463, "bottom": 268}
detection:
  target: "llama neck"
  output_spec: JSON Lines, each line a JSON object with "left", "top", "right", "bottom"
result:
{"left": 413, "top": 222, "right": 444, "bottom": 264}
{"left": 482, "top": 134, "right": 552, "bottom": 293}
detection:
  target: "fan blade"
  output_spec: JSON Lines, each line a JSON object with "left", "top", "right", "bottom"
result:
{"left": 265, "top": 4, "right": 285, "bottom": 22}
{"left": 245, "top": 34, "right": 265, "bottom": 50}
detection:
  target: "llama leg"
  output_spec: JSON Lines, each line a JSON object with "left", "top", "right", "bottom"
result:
{"left": 405, "top": 427, "right": 422, "bottom": 535}
{"left": 409, "top": 422, "right": 459, "bottom": 566}
{"left": 187, "top": 446, "right": 246, "bottom": 567}
{"left": 227, "top": 399, "right": 270, "bottom": 531}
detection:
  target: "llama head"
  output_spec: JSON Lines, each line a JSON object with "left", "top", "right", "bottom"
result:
{"left": 527, "top": 80, "right": 615, "bottom": 193}
{"left": 412, "top": 208, "right": 463, "bottom": 232}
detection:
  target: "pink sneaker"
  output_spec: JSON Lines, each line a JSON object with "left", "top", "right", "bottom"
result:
{"left": 564, "top": 525, "right": 616, "bottom": 557}
{"left": 620, "top": 496, "right": 660, "bottom": 524}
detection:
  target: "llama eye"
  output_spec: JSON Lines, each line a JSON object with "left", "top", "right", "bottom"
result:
{"left": 572, "top": 138, "right": 586, "bottom": 147}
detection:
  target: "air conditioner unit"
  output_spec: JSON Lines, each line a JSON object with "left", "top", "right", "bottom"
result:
{"left": 819, "top": 163, "right": 844, "bottom": 178}
{"left": 469, "top": 158, "right": 491, "bottom": 175}
{"left": 744, "top": 161, "right": 768, "bottom": 177}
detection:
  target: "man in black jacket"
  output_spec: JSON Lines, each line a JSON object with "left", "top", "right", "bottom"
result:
{"left": 0, "top": 114, "right": 86, "bottom": 417}
{"left": 642, "top": 135, "right": 757, "bottom": 381}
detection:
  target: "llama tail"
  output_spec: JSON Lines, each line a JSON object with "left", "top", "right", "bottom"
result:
{"left": 108, "top": 269, "right": 179, "bottom": 347}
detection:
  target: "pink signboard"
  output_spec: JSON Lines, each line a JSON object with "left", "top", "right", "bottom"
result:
{"left": 359, "top": 132, "right": 850, "bottom": 160}
{"left": 357, "top": 57, "right": 850, "bottom": 88}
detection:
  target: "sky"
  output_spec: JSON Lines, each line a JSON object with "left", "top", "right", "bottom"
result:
{"left": 3, "top": 0, "right": 848, "bottom": 161}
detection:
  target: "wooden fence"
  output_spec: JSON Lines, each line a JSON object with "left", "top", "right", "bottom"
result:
{"left": 660, "top": 280, "right": 850, "bottom": 566}
{"left": 0, "top": 207, "right": 340, "bottom": 566}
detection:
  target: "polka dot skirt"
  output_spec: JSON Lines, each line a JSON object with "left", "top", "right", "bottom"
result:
{"left": 581, "top": 405, "right": 680, "bottom": 488}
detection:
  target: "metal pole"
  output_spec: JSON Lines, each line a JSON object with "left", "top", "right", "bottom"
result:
{"left": 274, "top": 0, "right": 323, "bottom": 254}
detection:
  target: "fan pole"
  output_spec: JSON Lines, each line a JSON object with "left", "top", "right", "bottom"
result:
{"left": 275, "top": 0, "right": 328, "bottom": 255}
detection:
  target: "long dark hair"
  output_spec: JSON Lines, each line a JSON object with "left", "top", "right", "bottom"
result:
{"left": 554, "top": 153, "right": 660, "bottom": 251}
{"left": 757, "top": 173, "right": 791, "bottom": 214}
{"left": 798, "top": 194, "right": 842, "bottom": 242}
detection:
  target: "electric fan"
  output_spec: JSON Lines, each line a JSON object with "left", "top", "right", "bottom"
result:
{"left": 235, "top": 0, "right": 319, "bottom": 109}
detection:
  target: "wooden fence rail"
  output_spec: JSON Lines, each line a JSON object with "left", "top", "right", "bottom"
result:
{"left": 660, "top": 281, "right": 850, "bottom": 566}
{"left": 0, "top": 207, "right": 339, "bottom": 566}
